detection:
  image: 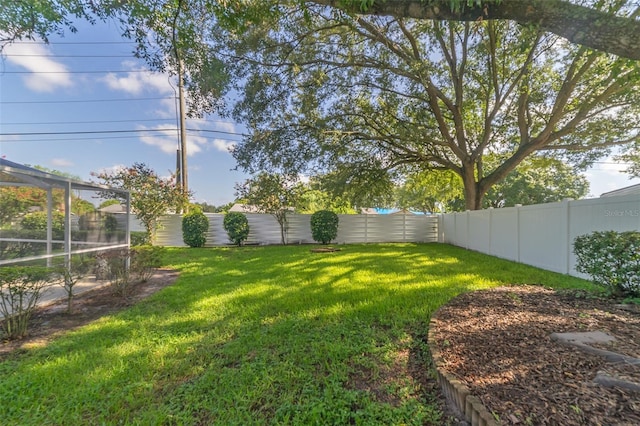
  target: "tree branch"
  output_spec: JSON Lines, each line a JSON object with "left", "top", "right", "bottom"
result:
{"left": 308, "top": 0, "right": 640, "bottom": 59}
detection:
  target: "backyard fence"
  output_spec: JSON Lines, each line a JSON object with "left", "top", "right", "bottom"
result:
{"left": 440, "top": 194, "right": 640, "bottom": 278}
{"left": 153, "top": 213, "right": 439, "bottom": 247}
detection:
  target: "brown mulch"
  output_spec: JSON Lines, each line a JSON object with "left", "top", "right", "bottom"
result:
{"left": 430, "top": 285, "right": 640, "bottom": 425}
{"left": 0, "top": 269, "right": 179, "bottom": 359}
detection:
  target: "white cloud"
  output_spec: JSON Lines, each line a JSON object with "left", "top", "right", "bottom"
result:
{"left": 137, "top": 125, "right": 206, "bottom": 156}
{"left": 100, "top": 61, "right": 173, "bottom": 95}
{"left": 212, "top": 138, "right": 236, "bottom": 152}
{"left": 95, "top": 164, "right": 127, "bottom": 176}
{"left": 51, "top": 158, "right": 73, "bottom": 167}
{"left": 3, "top": 42, "right": 72, "bottom": 92}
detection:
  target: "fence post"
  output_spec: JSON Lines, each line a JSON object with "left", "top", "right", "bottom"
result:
{"left": 488, "top": 207, "right": 493, "bottom": 256}
{"left": 563, "top": 199, "right": 572, "bottom": 274}
{"left": 515, "top": 204, "right": 522, "bottom": 263}
{"left": 403, "top": 213, "right": 407, "bottom": 242}
{"left": 465, "top": 210, "right": 470, "bottom": 250}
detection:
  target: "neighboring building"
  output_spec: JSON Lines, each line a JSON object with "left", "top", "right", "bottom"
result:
{"left": 360, "top": 208, "right": 379, "bottom": 215}
{"left": 229, "top": 204, "right": 263, "bottom": 213}
{"left": 600, "top": 183, "right": 640, "bottom": 198}
{"left": 98, "top": 203, "right": 127, "bottom": 213}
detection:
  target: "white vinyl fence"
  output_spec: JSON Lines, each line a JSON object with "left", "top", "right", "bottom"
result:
{"left": 154, "top": 213, "right": 439, "bottom": 247}
{"left": 440, "top": 194, "right": 640, "bottom": 277}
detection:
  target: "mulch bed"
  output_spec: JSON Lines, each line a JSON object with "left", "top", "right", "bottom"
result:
{"left": 430, "top": 285, "right": 640, "bottom": 425}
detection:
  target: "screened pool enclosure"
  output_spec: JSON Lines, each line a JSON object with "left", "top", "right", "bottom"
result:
{"left": 0, "top": 159, "right": 130, "bottom": 267}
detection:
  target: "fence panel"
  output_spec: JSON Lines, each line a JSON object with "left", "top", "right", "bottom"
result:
{"left": 518, "top": 203, "right": 569, "bottom": 274}
{"left": 154, "top": 213, "right": 438, "bottom": 246}
{"left": 467, "top": 210, "right": 491, "bottom": 253}
{"left": 442, "top": 194, "right": 640, "bottom": 278}
{"left": 489, "top": 208, "right": 519, "bottom": 262}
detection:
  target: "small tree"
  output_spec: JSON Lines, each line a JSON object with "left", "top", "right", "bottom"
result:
{"left": 223, "top": 212, "right": 250, "bottom": 246}
{"left": 0, "top": 266, "right": 54, "bottom": 339}
{"left": 57, "top": 257, "right": 93, "bottom": 314}
{"left": 235, "top": 173, "right": 304, "bottom": 245}
{"left": 310, "top": 210, "right": 339, "bottom": 245}
{"left": 182, "top": 209, "right": 209, "bottom": 248}
{"left": 92, "top": 163, "right": 190, "bottom": 244}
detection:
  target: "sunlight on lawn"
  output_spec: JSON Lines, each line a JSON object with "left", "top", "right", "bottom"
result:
{"left": 0, "top": 243, "right": 593, "bottom": 425}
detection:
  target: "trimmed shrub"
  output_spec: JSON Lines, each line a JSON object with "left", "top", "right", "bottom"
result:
{"left": 311, "top": 210, "right": 339, "bottom": 244}
{"left": 131, "top": 245, "right": 165, "bottom": 282}
{"left": 223, "top": 212, "right": 250, "bottom": 246}
{"left": 131, "top": 231, "right": 150, "bottom": 246}
{"left": 182, "top": 210, "right": 209, "bottom": 248}
{"left": 574, "top": 230, "right": 640, "bottom": 297}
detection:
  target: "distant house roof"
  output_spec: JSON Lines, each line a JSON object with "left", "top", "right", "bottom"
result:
{"left": 99, "top": 203, "right": 127, "bottom": 213}
{"left": 360, "top": 208, "right": 378, "bottom": 215}
{"left": 600, "top": 183, "right": 640, "bottom": 198}
{"left": 229, "top": 203, "right": 262, "bottom": 213}
{"left": 390, "top": 209, "right": 415, "bottom": 215}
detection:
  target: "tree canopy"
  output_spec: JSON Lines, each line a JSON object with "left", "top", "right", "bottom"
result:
{"left": 2, "top": 1, "right": 639, "bottom": 59}
{"left": 226, "top": 5, "right": 639, "bottom": 209}
{"left": 2, "top": 1, "right": 639, "bottom": 210}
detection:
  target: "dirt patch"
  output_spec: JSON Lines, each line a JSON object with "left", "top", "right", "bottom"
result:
{"left": 0, "top": 269, "right": 179, "bottom": 358}
{"left": 430, "top": 285, "right": 640, "bottom": 425}
{"left": 310, "top": 247, "right": 342, "bottom": 253}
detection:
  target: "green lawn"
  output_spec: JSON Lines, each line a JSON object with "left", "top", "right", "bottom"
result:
{"left": 0, "top": 243, "right": 594, "bottom": 425}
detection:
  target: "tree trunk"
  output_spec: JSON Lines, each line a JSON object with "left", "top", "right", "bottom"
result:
{"left": 276, "top": 212, "right": 288, "bottom": 245}
{"left": 461, "top": 165, "right": 484, "bottom": 211}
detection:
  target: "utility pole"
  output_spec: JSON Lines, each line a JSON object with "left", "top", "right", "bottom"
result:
{"left": 177, "top": 57, "right": 188, "bottom": 195}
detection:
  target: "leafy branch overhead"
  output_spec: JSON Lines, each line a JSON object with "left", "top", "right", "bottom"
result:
{"left": 312, "top": 0, "right": 640, "bottom": 60}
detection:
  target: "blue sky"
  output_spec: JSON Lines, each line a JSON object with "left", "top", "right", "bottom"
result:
{"left": 1, "top": 18, "right": 638, "bottom": 206}
{"left": 0, "top": 18, "right": 249, "bottom": 206}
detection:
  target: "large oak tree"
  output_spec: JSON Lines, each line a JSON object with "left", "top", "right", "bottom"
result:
{"left": 2, "top": 1, "right": 639, "bottom": 209}
{"left": 226, "top": 4, "right": 639, "bottom": 209}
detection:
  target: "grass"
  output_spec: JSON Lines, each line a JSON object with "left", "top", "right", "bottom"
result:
{"left": 0, "top": 243, "right": 594, "bottom": 425}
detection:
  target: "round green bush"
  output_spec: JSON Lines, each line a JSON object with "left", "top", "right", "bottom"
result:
{"left": 223, "top": 212, "right": 250, "bottom": 246}
{"left": 130, "top": 231, "right": 150, "bottom": 246}
{"left": 310, "top": 210, "right": 339, "bottom": 244}
{"left": 182, "top": 210, "right": 209, "bottom": 248}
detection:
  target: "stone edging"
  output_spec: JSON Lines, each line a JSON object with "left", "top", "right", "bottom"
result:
{"left": 428, "top": 315, "right": 500, "bottom": 426}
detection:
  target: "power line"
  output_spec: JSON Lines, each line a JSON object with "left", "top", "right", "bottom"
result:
{"left": 1, "top": 97, "right": 172, "bottom": 104}
{"left": 2, "top": 118, "right": 241, "bottom": 127}
{"left": 2, "top": 70, "right": 156, "bottom": 74}
{"left": 2, "top": 118, "right": 175, "bottom": 125}
{"left": 0, "top": 128, "right": 245, "bottom": 138}
{"left": 3, "top": 54, "right": 134, "bottom": 58}
{"left": 10, "top": 41, "right": 135, "bottom": 45}
{"left": 0, "top": 128, "right": 179, "bottom": 136}
{"left": 0, "top": 134, "right": 241, "bottom": 143}
{"left": 187, "top": 128, "right": 247, "bottom": 137}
